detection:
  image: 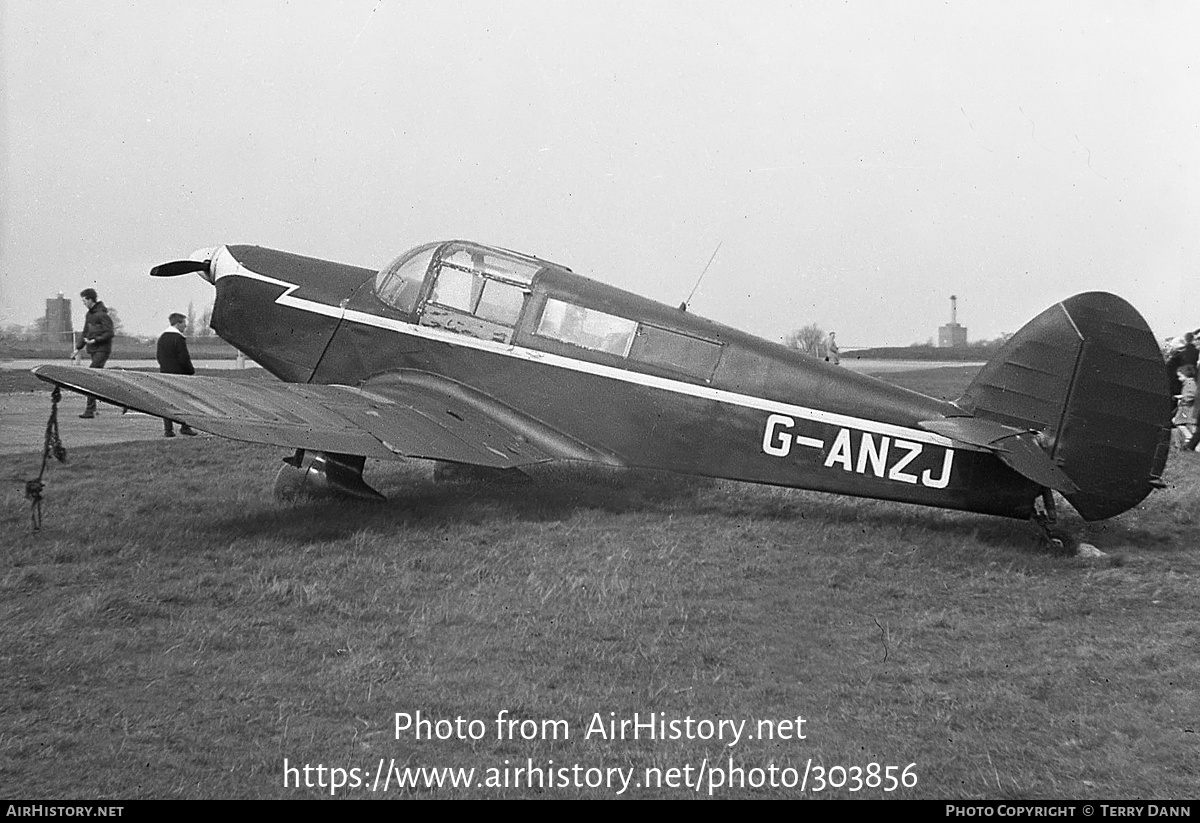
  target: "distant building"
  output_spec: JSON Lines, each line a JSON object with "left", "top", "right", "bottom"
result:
{"left": 938, "top": 295, "right": 968, "bottom": 348}
{"left": 44, "top": 293, "right": 75, "bottom": 345}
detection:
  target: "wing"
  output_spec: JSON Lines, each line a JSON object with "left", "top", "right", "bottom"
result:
{"left": 33, "top": 365, "right": 620, "bottom": 469}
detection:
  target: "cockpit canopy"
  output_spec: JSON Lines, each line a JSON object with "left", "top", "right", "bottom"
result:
{"left": 374, "top": 241, "right": 557, "bottom": 320}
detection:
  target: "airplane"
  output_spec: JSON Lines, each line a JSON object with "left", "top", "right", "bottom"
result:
{"left": 33, "top": 240, "right": 1172, "bottom": 540}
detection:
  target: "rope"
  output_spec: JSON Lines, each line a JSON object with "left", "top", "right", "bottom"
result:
{"left": 25, "top": 386, "right": 67, "bottom": 531}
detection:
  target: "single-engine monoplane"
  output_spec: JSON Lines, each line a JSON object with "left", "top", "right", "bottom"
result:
{"left": 34, "top": 240, "right": 1172, "bottom": 532}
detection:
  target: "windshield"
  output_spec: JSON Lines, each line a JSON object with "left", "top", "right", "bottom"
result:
{"left": 375, "top": 242, "right": 441, "bottom": 314}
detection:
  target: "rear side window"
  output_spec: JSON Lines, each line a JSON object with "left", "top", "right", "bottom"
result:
{"left": 630, "top": 325, "right": 723, "bottom": 380}
{"left": 536, "top": 298, "right": 638, "bottom": 356}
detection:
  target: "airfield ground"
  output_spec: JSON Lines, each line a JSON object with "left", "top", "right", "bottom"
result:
{"left": 0, "top": 366, "right": 274, "bottom": 456}
{"left": 2, "top": 363, "right": 1196, "bottom": 799}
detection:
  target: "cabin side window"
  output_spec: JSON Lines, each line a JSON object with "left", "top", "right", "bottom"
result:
{"left": 420, "top": 245, "right": 541, "bottom": 343}
{"left": 535, "top": 298, "right": 638, "bottom": 357}
{"left": 476, "top": 280, "right": 527, "bottom": 324}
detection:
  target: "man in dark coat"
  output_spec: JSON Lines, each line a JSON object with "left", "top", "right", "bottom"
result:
{"left": 71, "top": 288, "right": 114, "bottom": 418}
{"left": 156, "top": 312, "right": 197, "bottom": 437}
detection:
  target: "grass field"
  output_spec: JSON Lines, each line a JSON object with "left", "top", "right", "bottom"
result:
{"left": 2, "top": 366, "right": 1196, "bottom": 799}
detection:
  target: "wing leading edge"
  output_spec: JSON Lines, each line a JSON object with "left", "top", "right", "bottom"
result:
{"left": 32, "top": 365, "right": 619, "bottom": 469}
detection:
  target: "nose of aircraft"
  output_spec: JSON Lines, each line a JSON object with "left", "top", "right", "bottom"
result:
{"left": 163, "top": 243, "right": 379, "bottom": 382}
{"left": 151, "top": 244, "right": 373, "bottom": 299}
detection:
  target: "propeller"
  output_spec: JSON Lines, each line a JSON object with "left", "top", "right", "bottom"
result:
{"left": 150, "top": 259, "right": 211, "bottom": 278}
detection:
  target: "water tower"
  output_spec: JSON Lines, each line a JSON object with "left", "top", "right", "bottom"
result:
{"left": 938, "top": 295, "right": 968, "bottom": 348}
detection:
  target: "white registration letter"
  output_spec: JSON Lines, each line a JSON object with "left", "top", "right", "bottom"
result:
{"left": 824, "top": 428, "right": 854, "bottom": 471}
{"left": 762, "top": 414, "right": 795, "bottom": 457}
{"left": 921, "top": 448, "right": 955, "bottom": 489}
{"left": 887, "top": 440, "right": 922, "bottom": 484}
{"left": 856, "top": 433, "right": 890, "bottom": 477}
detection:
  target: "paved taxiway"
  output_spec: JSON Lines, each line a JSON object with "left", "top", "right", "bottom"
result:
{"left": 0, "top": 392, "right": 208, "bottom": 457}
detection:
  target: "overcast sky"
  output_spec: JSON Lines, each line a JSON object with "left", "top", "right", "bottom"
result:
{"left": 2, "top": 1, "right": 1196, "bottom": 347}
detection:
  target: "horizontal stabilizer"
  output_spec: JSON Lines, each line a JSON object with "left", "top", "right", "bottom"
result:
{"left": 992, "top": 432, "right": 1079, "bottom": 494}
{"left": 918, "top": 417, "right": 1026, "bottom": 450}
{"left": 919, "top": 417, "right": 1079, "bottom": 494}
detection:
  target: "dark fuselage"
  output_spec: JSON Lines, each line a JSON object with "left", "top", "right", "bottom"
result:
{"left": 209, "top": 242, "right": 1040, "bottom": 519}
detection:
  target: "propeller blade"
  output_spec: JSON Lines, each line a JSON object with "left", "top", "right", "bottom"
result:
{"left": 150, "top": 259, "right": 210, "bottom": 278}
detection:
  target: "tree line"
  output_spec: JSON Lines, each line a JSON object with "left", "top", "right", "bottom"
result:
{"left": 2, "top": 300, "right": 217, "bottom": 342}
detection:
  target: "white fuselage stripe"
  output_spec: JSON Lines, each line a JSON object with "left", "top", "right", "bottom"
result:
{"left": 216, "top": 261, "right": 955, "bottom": 447}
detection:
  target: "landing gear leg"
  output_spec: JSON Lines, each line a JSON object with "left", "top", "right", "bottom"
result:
{"left": 1031, "top": 489, "right": 1078, "bottom": 553}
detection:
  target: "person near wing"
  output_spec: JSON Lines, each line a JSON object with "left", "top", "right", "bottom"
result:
{"left": 71, "top": 288, "right": 114, "bottom": 418}
{"left": 156, "top": 312, "right": 198, "bottom": 437}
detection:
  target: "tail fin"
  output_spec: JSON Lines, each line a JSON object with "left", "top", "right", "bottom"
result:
{"left": 956, "top": 292, "right": 1171, "bottom": 521}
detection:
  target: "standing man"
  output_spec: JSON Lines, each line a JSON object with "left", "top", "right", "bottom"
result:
{"left": 71, "top": 288, "right": 114, "bottom": 418}
{"left": 157, "top": 312, "right": 198, "bottom": 437}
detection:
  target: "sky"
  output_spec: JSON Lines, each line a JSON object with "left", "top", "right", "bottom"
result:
{"left": 2, "top": 0, "right": 1197, "bottom": 347}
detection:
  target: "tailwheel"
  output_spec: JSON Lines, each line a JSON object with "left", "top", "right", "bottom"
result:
{"left": 1030, "top": 488, "right": 1108, "bottom": 556}
{"left": 1031, "top": 489, "right": 1079, "bottom": 554}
